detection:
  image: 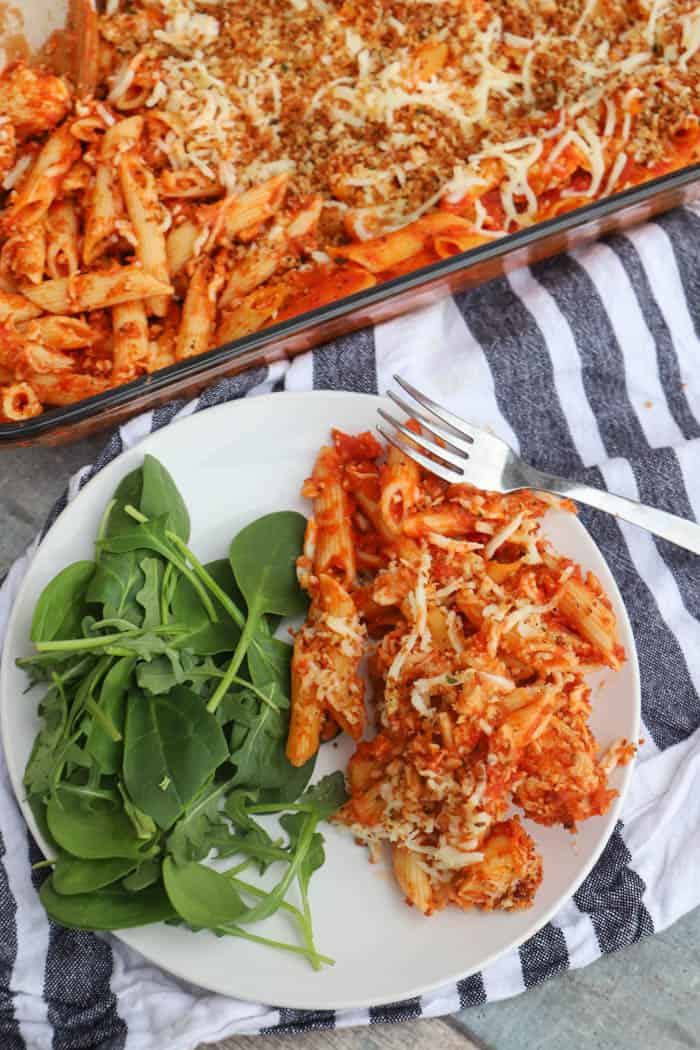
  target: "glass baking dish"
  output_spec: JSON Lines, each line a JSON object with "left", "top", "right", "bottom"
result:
{"left": 2, "top": 4, "right": 700, "bottom": 446}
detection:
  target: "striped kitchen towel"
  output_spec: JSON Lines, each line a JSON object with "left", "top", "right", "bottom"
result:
{"left": 0, "top": 204, "right": 699, "bottom": 1050}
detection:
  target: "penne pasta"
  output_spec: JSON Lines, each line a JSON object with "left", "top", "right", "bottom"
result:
{"left": 21, "top": 266, "right": 173, "bottom": 314}
{"left": 118, "top": 151, "right": 170, "bottom": 315}
{"left": 175, "top": 257, "right": 218, "bottom": 360}
{"left": 46, "top": 201, "right": 80, "bottom": 279}
{"left": 18, "top": 315, "right": 95, "bottom": 350}
{"left": 1, "top": 381, "right": 42, "bottom": 420}
{"left": 111, "top": 300, "right": 150, "bottom": 381}
{"left": 0, "top": 0, "right": 697, "bottom": 421}
{"left": 4, "top": 125, "right": 81, "bottom": 228}
{"left": 290, "top": 426, "right": 631, "bottom": 915}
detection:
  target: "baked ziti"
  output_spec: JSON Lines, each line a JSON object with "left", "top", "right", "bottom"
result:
{"left": 287, "top": 428, "right": 635, "bottom": 914}
{"left": 1, "top": 0, "right": 699, "bottom": 419}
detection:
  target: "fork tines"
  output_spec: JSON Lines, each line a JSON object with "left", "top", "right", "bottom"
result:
{"left": 376, "top": 377, "right": 478, "bottom": 483}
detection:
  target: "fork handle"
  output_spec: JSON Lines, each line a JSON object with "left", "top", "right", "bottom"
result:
{"left": 530, "top": 471, "right": 700, "bottom": 556}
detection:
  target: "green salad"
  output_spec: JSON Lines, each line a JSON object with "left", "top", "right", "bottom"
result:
{"left": 20, "top": 454, "right": 346, "bottom": 969}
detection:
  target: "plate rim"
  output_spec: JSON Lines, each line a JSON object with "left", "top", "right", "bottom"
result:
{"left": 0, "top": 389, "right": 641, "bottom": 1010}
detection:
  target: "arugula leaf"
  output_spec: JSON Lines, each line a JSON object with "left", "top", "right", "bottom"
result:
{"left": 122, "top": 686, "right": 228, "bottom": 830}
{"left": 30, "top": 562, "right": 96, "bottom": 643}
{"left": 297, "top": 772, "right": 349, "bottom": 820}
{"left": 166, "top": 778, "right": 237, "bottom": 864}
{"left": 23, "top": 683, "right": 69, "bottom": 799}
{"left": 280, "top": 812, "right": 325, "bottom": 897}
{"left": 279, "top": 812, "right": 326, "bottom": 969}
{"left": 46, "top": 792, "right": 156, "bottom": 860}
{"left": 220, "top": 789, "right": 279, "bottom": 873}
{"left": 162, "top": 858, "right": 247, "bottom": 929}
{"left": 86, "top": 656, "right": 135, "bottom": 774}
{"left": 86, "top": 551, "right": 145, "bottom": 627}
{"left": 135, "top": 651, "right": 188, "bottom": 694}
{"left": 52, "top": 854, "right": 137, "bottom": 895}
{"left": 135, "top": 557, "right": 163, "bottom": 629}
{"left": 40, "top": 876, "right": 175, "bottom": 930}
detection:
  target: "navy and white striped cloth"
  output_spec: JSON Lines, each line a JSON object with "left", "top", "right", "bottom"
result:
{"left": 1, "top": 204, "right": 699, "bottom": 1049}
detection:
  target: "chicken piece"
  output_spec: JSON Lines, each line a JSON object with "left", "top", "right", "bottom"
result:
{"left": 512, "top": 699, "right": 618, "bottom": 830}
{"left": 0, "top": 64, "right": 71, "bottom": 141}
{"left": 450, "top": 817, "right": 543, "bottom": 911}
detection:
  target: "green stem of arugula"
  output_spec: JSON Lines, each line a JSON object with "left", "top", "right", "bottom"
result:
{"left": 236, "top": 813, "right": 316, "bottom": 925}
{"left": 228, "top": 873, "right": 323, "bottom": 970}
{"left": 84, "top": 696, "right": 122, "bottom": 741}
{"left": 123, "top": 505, "right": 218, "bottom": 621}
{"left": 217, "top": 923, "right": 334, "bottom": 966}
{"left": 247, "top": 801, "right": 319, "bottom": 815}
{"left": 35, "top": 624, "right": 188, "bottom": 653}
{"left": 148, "top": 527, "right": 277, "bottom": 679}
{"left": 228, "top": 876, "right": 304, "bottom": 923}
{"left": 206, "top": 597, "right": 262, "bottom": 713}
{"left": 298, "top": 874, "right": 322, "bottom": 972}
{"left": 222, "top": 841, "right": 290, "bottom": 864}
{"left": 165, "top": 532, "right": 246, "bottom": 629}
{"left": 56, "top": 783, "right": 118, "bottom": 803}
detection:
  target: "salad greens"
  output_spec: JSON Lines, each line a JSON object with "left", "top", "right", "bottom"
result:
{"left": 20, "top": 455, "right": 346, "bottom": 968}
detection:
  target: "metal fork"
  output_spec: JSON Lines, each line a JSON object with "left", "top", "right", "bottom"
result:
{"left": 377, "top": 375, "right": 700, "bottom": 557}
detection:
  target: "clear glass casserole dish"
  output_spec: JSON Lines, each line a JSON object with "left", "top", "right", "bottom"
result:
{"left": 1, "top": 2, "right": 699, "bottom": 447}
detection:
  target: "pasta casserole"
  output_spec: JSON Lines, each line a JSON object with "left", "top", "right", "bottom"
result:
{"left": 1, "top": 0, "right": 700, "bottom": 419}
{"left": 287, "top": 427, "right": 635, "bottom": 914}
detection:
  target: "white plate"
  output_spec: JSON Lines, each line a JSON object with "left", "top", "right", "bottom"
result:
{"left": 1, "top": 391, "right": 640, "bottom": 1010}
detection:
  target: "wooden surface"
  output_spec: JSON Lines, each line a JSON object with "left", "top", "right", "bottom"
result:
{"left": 197, "top": 1018, "right": 478, "bottom": 1050}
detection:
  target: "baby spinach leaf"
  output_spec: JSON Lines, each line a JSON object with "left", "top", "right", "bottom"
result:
{"left": 123, "top": 686, "right": 228, "bottom": 830}
{"left": 171, "top": 560, "right": 241, "bottom": 655}
{"left": 140, "top": 455, "right": 190, "bottom": 543}
{"left": 121, "top": 859, "right": 160, "bottom": 892}
{"left": 97, "top": 515, "right": 172, "bottom": 561}
{"left": 135, "top": 557, "right": 163, "bottom": 629}
{"left": 52, "top": 855, "right": 137, "bottom": 895}
{"left": 85, "top": 551, "right": 145, "bottom": 627}
{"left": 40, "top": 876, "right": 175, "bottom": 930}
{"left": 104, "top": 456, "right": 189, "bottom": 543}
{"left": 230, "top": 512, "right": 309, "bottom": 620}
{"left": 207, "top": 513, "right": 306, "bottom": 713}
{"left": 86, "top": 656, "right": 135, "bottom": 774}
{"left": 162, "top": 858, "right": 247, "bottom": 929}
{"left": 104, "top": 466, "right": 144, "bottom": 538}
{"left": 46, "top": 793, "right": 154, "bottom": 860}
{"left": 30, "top": 562, "right": 96, "bottom": 644}
{"left": 247, "top": 634, "right": 292, "bottom": 697}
